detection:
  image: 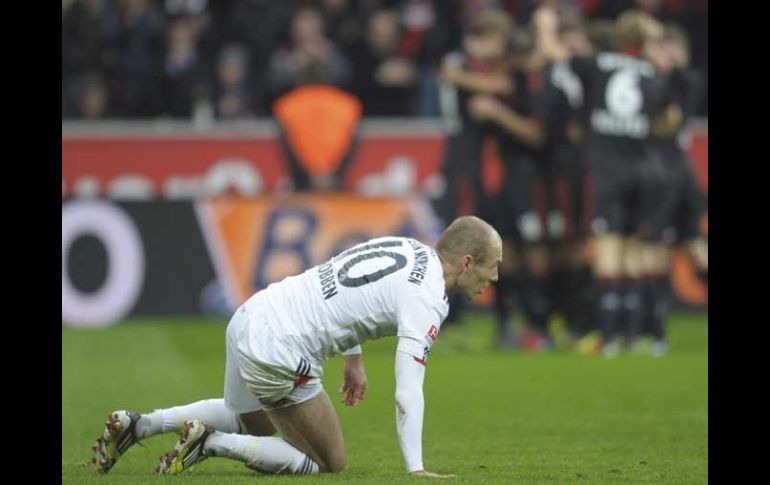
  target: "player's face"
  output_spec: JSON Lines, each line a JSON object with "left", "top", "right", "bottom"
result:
{"left": 458, "top": 245, "right": 502, "bottom": 299}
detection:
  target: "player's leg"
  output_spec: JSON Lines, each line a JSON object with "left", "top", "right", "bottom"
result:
{"left": 510, "top": 160, "right": 554, "bottom": 349}
{"left": 437, "top": 133, "right": 482, "bottom": 326}
{"left": 549, "top": 163, "right": 594, "bottom": 345}
{"left": 679, "top": 165, "right": 708, "bottom": 283}
{"left": 158, "top": 388, "right": 343, "bottom": 476}
{"left": 589, "top": 158, "right": 626, "bottom": 357}
{"left": 90, "top": 307, "right": 275, "bottom": 473}
{"left": 640, "top": 242, "right": 671, "bottom": 357}
{"left": 493, "top": 237, "right": 519, "bottom": 348}
{"left": 620, "top": 235, "right": 645, "bottom": 348}
{"left": 159, "top": 309, "right": 338, "bottom": 476}
{"left": 158, "top": 386, "right": 341, "bottom": 475}
{"left": 593, "top": 232, "right": 624, "bottom": 356}
{"left": 265, "top": 390, "right": 347, "bottom": 472}
{"left": 472, "top": 135, "right": 519, "bottom": 348}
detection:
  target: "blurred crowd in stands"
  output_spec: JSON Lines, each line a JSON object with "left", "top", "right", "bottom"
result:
{"left": 62, "top": 0, "right": 707, "bottom": 120}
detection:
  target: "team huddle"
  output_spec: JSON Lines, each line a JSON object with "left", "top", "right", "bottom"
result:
{"left": 433, "top": 4, "right": 707, "bottom": 356}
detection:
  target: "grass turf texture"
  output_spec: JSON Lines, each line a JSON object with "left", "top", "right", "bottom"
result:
{"left": 63, "top": 314, "right": 707, "bottom": 484}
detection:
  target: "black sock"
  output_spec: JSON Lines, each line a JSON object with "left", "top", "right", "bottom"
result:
{"left": 648, "top": 276, "right": 671, "bottom": 342}
{"left": 494, "top": 274, "right": 515, "bottom": 341}
{"left": 596, "top": 277, "right": 621, "bottom": 343}
{"left": 553, "top": 265, "right": 589, "bottom": 339}
{"left": 520, "top": 272, "right": 553, "bottom": 343}
{"left": 622, "top": 277, "right": 644, "bottom": 343}
{"left": 578, "top": 265, "right": 598, "bottom": 336}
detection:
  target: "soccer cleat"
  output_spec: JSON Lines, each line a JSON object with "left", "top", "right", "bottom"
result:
{"left": 91, "top": 410, "right": 141, "bottom": 474}
{"left": 576, "top": 331, "right": 602, "bottom": 356}
{"left": 156, "top": 420, "right": 214, "bottom": 475}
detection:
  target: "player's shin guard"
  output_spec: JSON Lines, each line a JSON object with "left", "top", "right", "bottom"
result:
{"left": 137, "top": 399, "right": 243, "bottom": 439}
{"left": 205, "top": 433, "right": 320, "bottom": 475}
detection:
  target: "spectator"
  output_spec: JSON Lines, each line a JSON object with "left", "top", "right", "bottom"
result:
{"left": 214, "top": 44, "right": 253, "bottom": 119}
{"left": 351, "top": 9, "right": 418, "bottom": 116}
{"left": 163, "top": 17, "right": 205, "bottom": 118}
{"left": 62, "top": 0, "right": 114, "bottom": 116}
{"left": 66, "top": 72, "right": 110, "bottom": 119}
{"left": 266, "top": 5, "right": 352, "bottom": 105}
{"left": 101, "top": 0, "right": 166, "bottom": 118}
{"left": 320, "top": 0, "right": 364, "bottom": 56}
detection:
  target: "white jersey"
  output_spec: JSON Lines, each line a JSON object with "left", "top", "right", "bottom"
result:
{"left": 241, "top": 237, "right": 449, "bottom": 372}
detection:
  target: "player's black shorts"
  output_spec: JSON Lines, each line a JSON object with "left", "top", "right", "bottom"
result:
{"left": 588, "top": 151, "right": 654, "bottom": 237}
{"left": 476, "top": 153, "right": 546, "bottom": 244}
{"left": 643, "top": 145, "right": 706, "bottom": 243}
{"left": 543, "top": 147, "right": 590, "bottom": 243}
{"left": 669, "top": 168, "right": 705, "bottom": 243}
{"left": 433, "top": 131, "right": 482, "bottom": 226}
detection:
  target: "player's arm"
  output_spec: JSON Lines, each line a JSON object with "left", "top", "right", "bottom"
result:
{"left": 441, "top": 67, "right": 515, "bottom": 97}
{"left": 531, "top": 6, "right": 594, "bottom": 86}
{"left": 440, "top": 54, "right": 514, "bottom": 96}
{"left": 395, "top": 337, "right": 427, "bottom": 474}
{"left": 531, "top": 5, "right": 569, "bottom": 63}
{"left": 340, "top": 346, "right": 367, "bottom": 406}
{"left": 468, "top": 94, "right": 545, "bottom": 148}
{"left": 393, "top": 291, "right": 454, "bottom": 478}
{"left": 394, "top": 342, "right": 454, "bottom": 479}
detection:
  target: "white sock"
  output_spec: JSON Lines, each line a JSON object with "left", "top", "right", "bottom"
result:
{"left": 204, "top": 432, "right": 319, "bottom": 475}
{"left": 135, "top": 399, "right": 242, "bottom": 439}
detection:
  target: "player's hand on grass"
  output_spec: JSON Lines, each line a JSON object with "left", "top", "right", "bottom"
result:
{"left": 410, "top": 470, "right": 456, "bottom": 478}
{"left": 341, "top": 354, "right": 367, "bottom": 406}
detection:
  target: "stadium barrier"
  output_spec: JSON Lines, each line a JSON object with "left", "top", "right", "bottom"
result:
{"left": 61, "top": 119, "right": 707, "bottom": 327}
{"left": 62, "top": 195, "right": 441, "bottom": 327}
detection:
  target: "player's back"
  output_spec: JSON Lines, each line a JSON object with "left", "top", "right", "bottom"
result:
{"left": 539, "top": 61, "right": 585, "bottom": 165}
{"left": 577, "top": 51, "right": 664, "bottom": 161}
{"left": 242, "top": 236, "right": 447, "bottom": 366}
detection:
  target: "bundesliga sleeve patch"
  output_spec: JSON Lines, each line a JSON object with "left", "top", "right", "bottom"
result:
{"left": 413, "top": 324, "right": 438, "bottom": 365}
{"left": 427, "top": 324, "right": 438, "bottom": 342}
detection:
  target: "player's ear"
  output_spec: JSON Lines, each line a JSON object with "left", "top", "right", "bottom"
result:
{"left": 462, "top": 254, "right": 473, "bottom": 271}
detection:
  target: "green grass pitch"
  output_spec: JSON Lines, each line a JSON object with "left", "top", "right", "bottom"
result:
{"left": 62, "top": 314, "right": 707, "bottom": 484}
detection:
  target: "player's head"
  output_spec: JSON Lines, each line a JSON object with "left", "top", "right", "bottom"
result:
{"left": 586, "top": 19, "right": 617, "bottom": 53}
{"left": 436, "top": 216, "right": 503, "bottom": 299}
{"left": 614, "top": 10, "right": 663, "bottom": 56}
{"left": 558, "top": 16, "right": 592, "bottom": 56}
{"left": 463, "top": 9, "right": 514, "bottom": 62}
{"left": 662, "top": 22, "right": 690, "bottom": 67}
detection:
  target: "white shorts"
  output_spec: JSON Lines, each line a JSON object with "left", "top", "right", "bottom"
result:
{"left": 224, "top": 304, "right": 322, "bottom": 413}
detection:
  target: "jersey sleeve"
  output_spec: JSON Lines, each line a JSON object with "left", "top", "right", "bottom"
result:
{"left": 395, "top": 291, "right": 443, "bottom": 365}
{"left": 394, "top": 346, "right": 427, "bottom": 473}
{"left": 568, "top": 55, "right": 595, "bottom": 88}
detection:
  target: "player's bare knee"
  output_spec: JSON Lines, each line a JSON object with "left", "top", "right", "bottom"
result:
{"left": 323, "top": 455, "right": 347, "bottom": 473}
